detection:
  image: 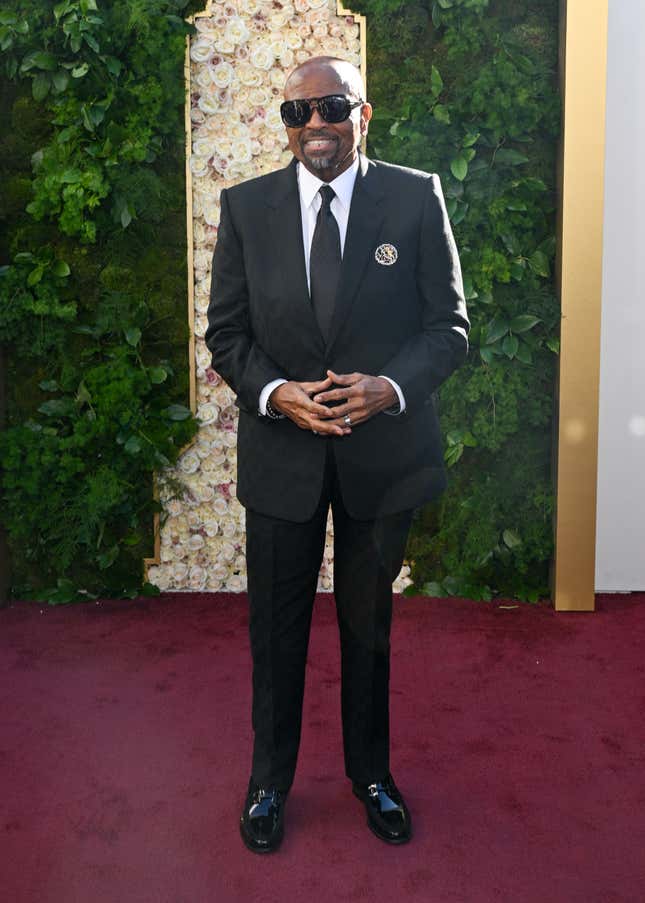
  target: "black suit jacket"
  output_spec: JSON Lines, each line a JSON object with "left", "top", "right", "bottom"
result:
{"left": 205, "top": 153, "right": 469, "bottom": 522}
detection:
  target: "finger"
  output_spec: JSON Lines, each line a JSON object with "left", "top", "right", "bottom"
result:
{"left": 300, "top": 376, "right": 333, "bottom": 394}
{"left": 326, "top": 369, "right": 362, "bottom": 386}
{"left": 309, "top": 417, "right": 351, "bottom": 436}
{"left": 312, "top": 386, "right": 358, "bottom": 403}
{"left": 298, "top": 398, "right": 336, "bottom": 419}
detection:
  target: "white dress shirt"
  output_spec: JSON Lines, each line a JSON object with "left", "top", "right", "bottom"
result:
{"left": 259, "top": 157, "right": 406, "bottom": 415}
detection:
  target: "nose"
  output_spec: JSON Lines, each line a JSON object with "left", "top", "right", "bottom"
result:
{"left": 308, "top": 106, "right": 327, "bottom": 128}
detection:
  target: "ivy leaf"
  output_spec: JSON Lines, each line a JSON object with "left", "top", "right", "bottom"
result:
{"left": 450, "top": 156, "right": 468, "bottom": 181}
{"left": 430, "top": 65, "right": 443, "bottom": 96}
{"left": 510, "top": 314, "right": 541, "bottom": 333}
{"left": 515, "top": 341, "right": 533, "bottom": 365}
{"left": 528, "top": 250, "right": 550, "bottom": 277}
{"left": 148, "top": 366, "right": 168, "bottom": 384}
{"left": 37, "top": 398, "right": 75, "bottom": 417}
{"left": 485, "top": 316, "right": 510, "bottom": 344}
{"left": 52, "top": 69, "right": 69, "bottom": 92}
{"left": 433, "top": 104, "right": 450, "bottom": 124}
{"left": 502, "top": 334, "right": 519, "bottom": 358}
{"left": 124, "top": 436, "right": 142, "bottom": 455}
{"left": 124, "top": 327, "right": 141, "bottom": 346}
{"left": 163, "top": 404, "right": 192, "bottom": 421}
{"left": 495, "top": 148, "right": 529, "bottom": 165}
{"left": 52, "top": 260, "right": 71, "bottom": 277}
{"left": 32, "top": 72, "right": 51, "bottom": 101}
{"left": 503, "top": 530, "right": 522, "bottom": 549}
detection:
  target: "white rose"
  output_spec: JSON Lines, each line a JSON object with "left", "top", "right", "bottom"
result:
{"left": 222, "top": 521, "right": 237, "bottom": 539}
{"left": 250, "top": 43, "right": 275, "bottom": 70}
{"left": 231, "top": 138, "right": 253, "bottom": 164}
{"left": 220, "top": 541, "right": 236, "bottom": 561}
{"left": 229, "top": 121, "right": 251, "bottom": 140}
{"left": 160, "top": 545, "right": 174, "bottom": 563}
{"left": 204, "top": 519, "right": 220, "bottom": 537}
{"left": 294, "top": 0, "right": 309, "bottom": 11}
{"left": 295, "top": 49, "right": 309, "bottom": 63}
{"left": 312, "top": 24, "right": 328, "bottom": 39}
{"left": 285, "top": 31, "right": 303, "bottom": 50}
{"left": 167, "top": 499, "right": 183, "bottom": 517}
{"left": 197, "top": 402, "right": 220, "bottom": 425}
{"left": 237, "top": 65, "right": 263, "bottom": 87}
{"left": 202, "top": 198, "right": 221, "bottom": 227}
{"left": 188, "top": 533, "right": 205, "bottom": 551}
{"left": 190, "top": 156, "right": 209, "bottom": 178}
{"left": 198, "top": 90, "right": 223, "bottom": 115}
{"left": 172, "top": 561, "right": 190, "bottom": 584}
{"left": 241, "top": 0, "right": 262, "bottom": 13}
{"left": 225, "top": 17, "right": 250, "bottom": 44}
{"left": 188, "top": 565, "right": 207, "bottom": 590}
{"left": 195, "top": 65, "right": 214, "bottom": 90}
{"left": 194, "top": 314, "right": 209, "bottom": 338}
{"left": 228, "top": 574, "right": 245, "bottom": 592}
{"left": 194, "top": 293, "right": 209, "bottom": 315}
{"left": 308, "top": 0, "right": 327, "bottom": 7}
{"left": 212, "top": 563, "right": 229, "bottom": 582}
{"left": 147, "top": 565, "right": 169, "bottom": 591}
{"left": 265, "top": 107, "right": 284, "bottom": 131}
{"left": 193, "top": 220, "right": 207, "bottom": 246}
{"left": 179, "top": 451, "right": 200, "bottom": 474}
{"left": 212, "top": 61, "right": 234, "bottom": 88}
{"left": 270, "top": 68, "right": 287, "bottom": 88}
{"left": 190, "top": 39, "right": 215, "bottom": 63}
{"left": 213, "top": 497, "right": 229, "bottom": 516}
{"left": 195, "top": 342, "right": 212, "bottom": 370}
{"left": 223, "top": 431, "right": 237, "bottom": 449}
{"left": 248, "top": 86, "right": 271, "bottom": 107}
{"left": 214, "top": 38, "right": 235, "bottom": 54}
{"left": 190, "top": 107, "right": 206, "bottom": 126}
{"left": 280, "top": 49, "right": 295, "bottom": 69}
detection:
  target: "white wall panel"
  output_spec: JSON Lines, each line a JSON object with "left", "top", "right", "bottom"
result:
{"left": 596, "top": 0, "right": 645, "bottom": 590}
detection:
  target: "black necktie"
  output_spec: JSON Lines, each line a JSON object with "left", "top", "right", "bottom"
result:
{"left": 309, "top": 185, "right": 341, "bottom": 342}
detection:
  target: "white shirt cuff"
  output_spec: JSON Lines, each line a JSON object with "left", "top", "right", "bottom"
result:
{"left": 378, "top": 375, "right": 406, "bottom": 415}
{"left": 259, "top": 378, "right": 288, "bottom": 415}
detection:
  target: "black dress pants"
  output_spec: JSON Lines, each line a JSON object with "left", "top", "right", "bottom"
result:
{"left": 245, "top": 442, "right": 412, "bottom": 792}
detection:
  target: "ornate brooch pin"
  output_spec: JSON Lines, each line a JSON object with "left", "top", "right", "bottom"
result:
{"left": 374, "top": 243, "right": 398, "bottom": 266}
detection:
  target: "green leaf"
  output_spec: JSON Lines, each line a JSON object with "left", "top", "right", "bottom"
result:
{"left": 83, "top": 32, "right": 100, "bottom": 53}
{"left": 502, "top": 334, "right": 519, "bottom": 358}
{"left": 437, "top": 0, "right": 453, "bottom": 7}
{"left": 141, "top": 581, "right": 161, "bottom": 596}
{"left": 510, "top": 314, "right": 541, "bottom": 333}
{"left": 124, "top": 327, "right": 141, "bottom": 346}
{"left": 503, "top": 529, "right": 522, "bottom": 549}
{"left": 450, "top": 156, "right": 468, "bottom": 181}
{"left": 546, "top": 337, "right": 560, "bottom": 354}
{"left": 430, "top": 65, "right": 443, "bottom": 96}
{"left": 72, "top": 63, "right": 89, "bottom": 78}
{"left": 528, "top": 250, "right": 550, "bottom": 277}
{"left": 421, "top": 581, "right": 446, "bottom": 597}
{"left": 463, "top": 131, "right": 480, "bottom": 148}
{"left": 30, "top": 51, "right": 58, "bottom": 71}
{"left": 39, "top": 380, "right": 60, "bottom": 392}
{"left": 163, "top": 404, "right": 192, "bottom": 421}
{"left": 27, "top": 265, "right": 45, "bottom": 286}
{"left": 485, "top": 316, "right": 510, "bottom": 344}
{"left": 51, "top": 69, "right": 70, "bottom": 92}
{"left": 148, "top": 366, "right": 168, "bottom": 384}
{"left": 433, "top": 104, "right": 450, "bottom": 124}
{"left": 494, "top": 148, "right": 529, "bottom": 166}
{"left": 52, "top": 260, "right": 71, "bottom": 277}
{"left": 480, "top": 347, "right": 494, "bottom": 365}
{"left": 97, "top": 545, "right": 119, "bottom": 570}
{"left": 37, "top": 398, "right": 75, "bottom": 417}
{"left": 515, "top": 341, "right": 533, "bottom": 365}
{"left": 124, "top": 435, "right": 142, "bottom": 455}
{"left": 32, "top": 72, "right": 51, "bottom": 101}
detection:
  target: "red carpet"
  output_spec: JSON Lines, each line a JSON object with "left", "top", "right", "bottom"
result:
{"left": 1, "top": 592, "right": 644, "bottom": 903}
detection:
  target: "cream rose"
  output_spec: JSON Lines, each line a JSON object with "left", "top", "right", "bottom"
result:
{"left": 225, "top": 17, "right": 250, "bottom": 44}
{"left": 190, "top": 39, "right": 215, "bottom": 63}
{"left": 250, "top": 43, "right": 275, "bottom": 70}
{"left": 212, "top": 61, "right": 234, "bottom": 88}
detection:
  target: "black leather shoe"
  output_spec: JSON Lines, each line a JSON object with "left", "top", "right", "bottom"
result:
{"left": 239, "top": 779, "right": 286, "bottom": 853}
{"left": 352, "top": 774, "right": 412, "bottom": 844}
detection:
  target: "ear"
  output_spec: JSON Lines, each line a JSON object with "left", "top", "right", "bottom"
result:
{"left": 360, "top": 102, "right": 373, "bottom": 136}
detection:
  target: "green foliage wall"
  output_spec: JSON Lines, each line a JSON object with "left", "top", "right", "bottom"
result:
{"left": 0, "top": 0, "right": 560, "bottom": 603}
{"left": 355, "top": 0, "right": 561, "bottom": 601}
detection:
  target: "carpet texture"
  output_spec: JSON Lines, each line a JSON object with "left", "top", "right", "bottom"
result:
{"left": 1, "top": 592, "right": 644, "bottom": 903}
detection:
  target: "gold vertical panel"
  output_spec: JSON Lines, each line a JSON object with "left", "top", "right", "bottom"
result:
{"left": 553, "top": 0, "right": 609, "bottom": 611}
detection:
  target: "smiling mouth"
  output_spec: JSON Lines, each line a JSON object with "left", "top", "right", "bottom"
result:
{"left": 303, "top": 137, "right": 338, "bottom": 154}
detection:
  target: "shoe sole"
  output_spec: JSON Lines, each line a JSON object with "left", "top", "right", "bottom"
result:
{"left": 239, "top": 819, "right": 284, "bottom": 854}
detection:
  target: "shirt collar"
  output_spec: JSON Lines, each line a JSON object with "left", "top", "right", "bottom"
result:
{"left": 297, "top": 155, "right": 360, "bottom": 213}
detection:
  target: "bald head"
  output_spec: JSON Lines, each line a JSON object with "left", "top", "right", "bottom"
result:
{"left": 284, "top": 57, "right": 366, "bottom": 103}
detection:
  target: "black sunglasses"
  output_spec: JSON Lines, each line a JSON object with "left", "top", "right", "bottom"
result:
{"left": 280, "top": 94, "right": 364, "bottom": 128}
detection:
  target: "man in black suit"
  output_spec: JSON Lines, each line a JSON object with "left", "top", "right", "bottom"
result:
{"left": 206, "top": 56, "right": 469, "bottom": 852}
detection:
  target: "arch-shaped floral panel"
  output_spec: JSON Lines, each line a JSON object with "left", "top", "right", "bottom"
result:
{"left": 146, "top": 0, "right": 411, "bottom": 594}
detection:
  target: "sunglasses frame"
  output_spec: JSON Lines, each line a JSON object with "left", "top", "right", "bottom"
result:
{"left": 280, "top": 94, "right": 365, "bottom": 128}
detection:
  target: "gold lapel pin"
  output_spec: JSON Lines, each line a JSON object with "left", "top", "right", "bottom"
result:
{"left": 375, "top": 243, "right": 398, "bottom": 266}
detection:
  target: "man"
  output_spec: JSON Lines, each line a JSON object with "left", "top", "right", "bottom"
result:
{"left": 206, "top": 56, "right": 469, "bottom": 852}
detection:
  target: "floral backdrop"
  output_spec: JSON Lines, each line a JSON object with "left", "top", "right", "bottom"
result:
{"left": 145, "top": 0, "right": 413, "bottom": 594}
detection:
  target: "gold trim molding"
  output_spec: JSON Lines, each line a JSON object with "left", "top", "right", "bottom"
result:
{"left": 553, "top": 0, "right": 609, "bottom": 611}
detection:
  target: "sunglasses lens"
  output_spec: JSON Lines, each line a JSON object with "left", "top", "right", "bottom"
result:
{"left": 319, "top": 96, "right": 351, "bottom": 123}
{"left": 280, "top": 96, "right": 357, "bottom": 127}
{"left": 280, "top": 100, "right": 310, "bottom": 127}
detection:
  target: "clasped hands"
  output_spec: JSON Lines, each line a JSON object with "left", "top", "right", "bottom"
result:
{"left": 269, "top": 369, "right": 397, "bottom": 436}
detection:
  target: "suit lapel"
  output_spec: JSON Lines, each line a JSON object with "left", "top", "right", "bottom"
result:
{"left": 264, "top": 159, "right": 326, "bottom": 351}
{"left": 326, "top": 154, "right": 385, "bottom": 354}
